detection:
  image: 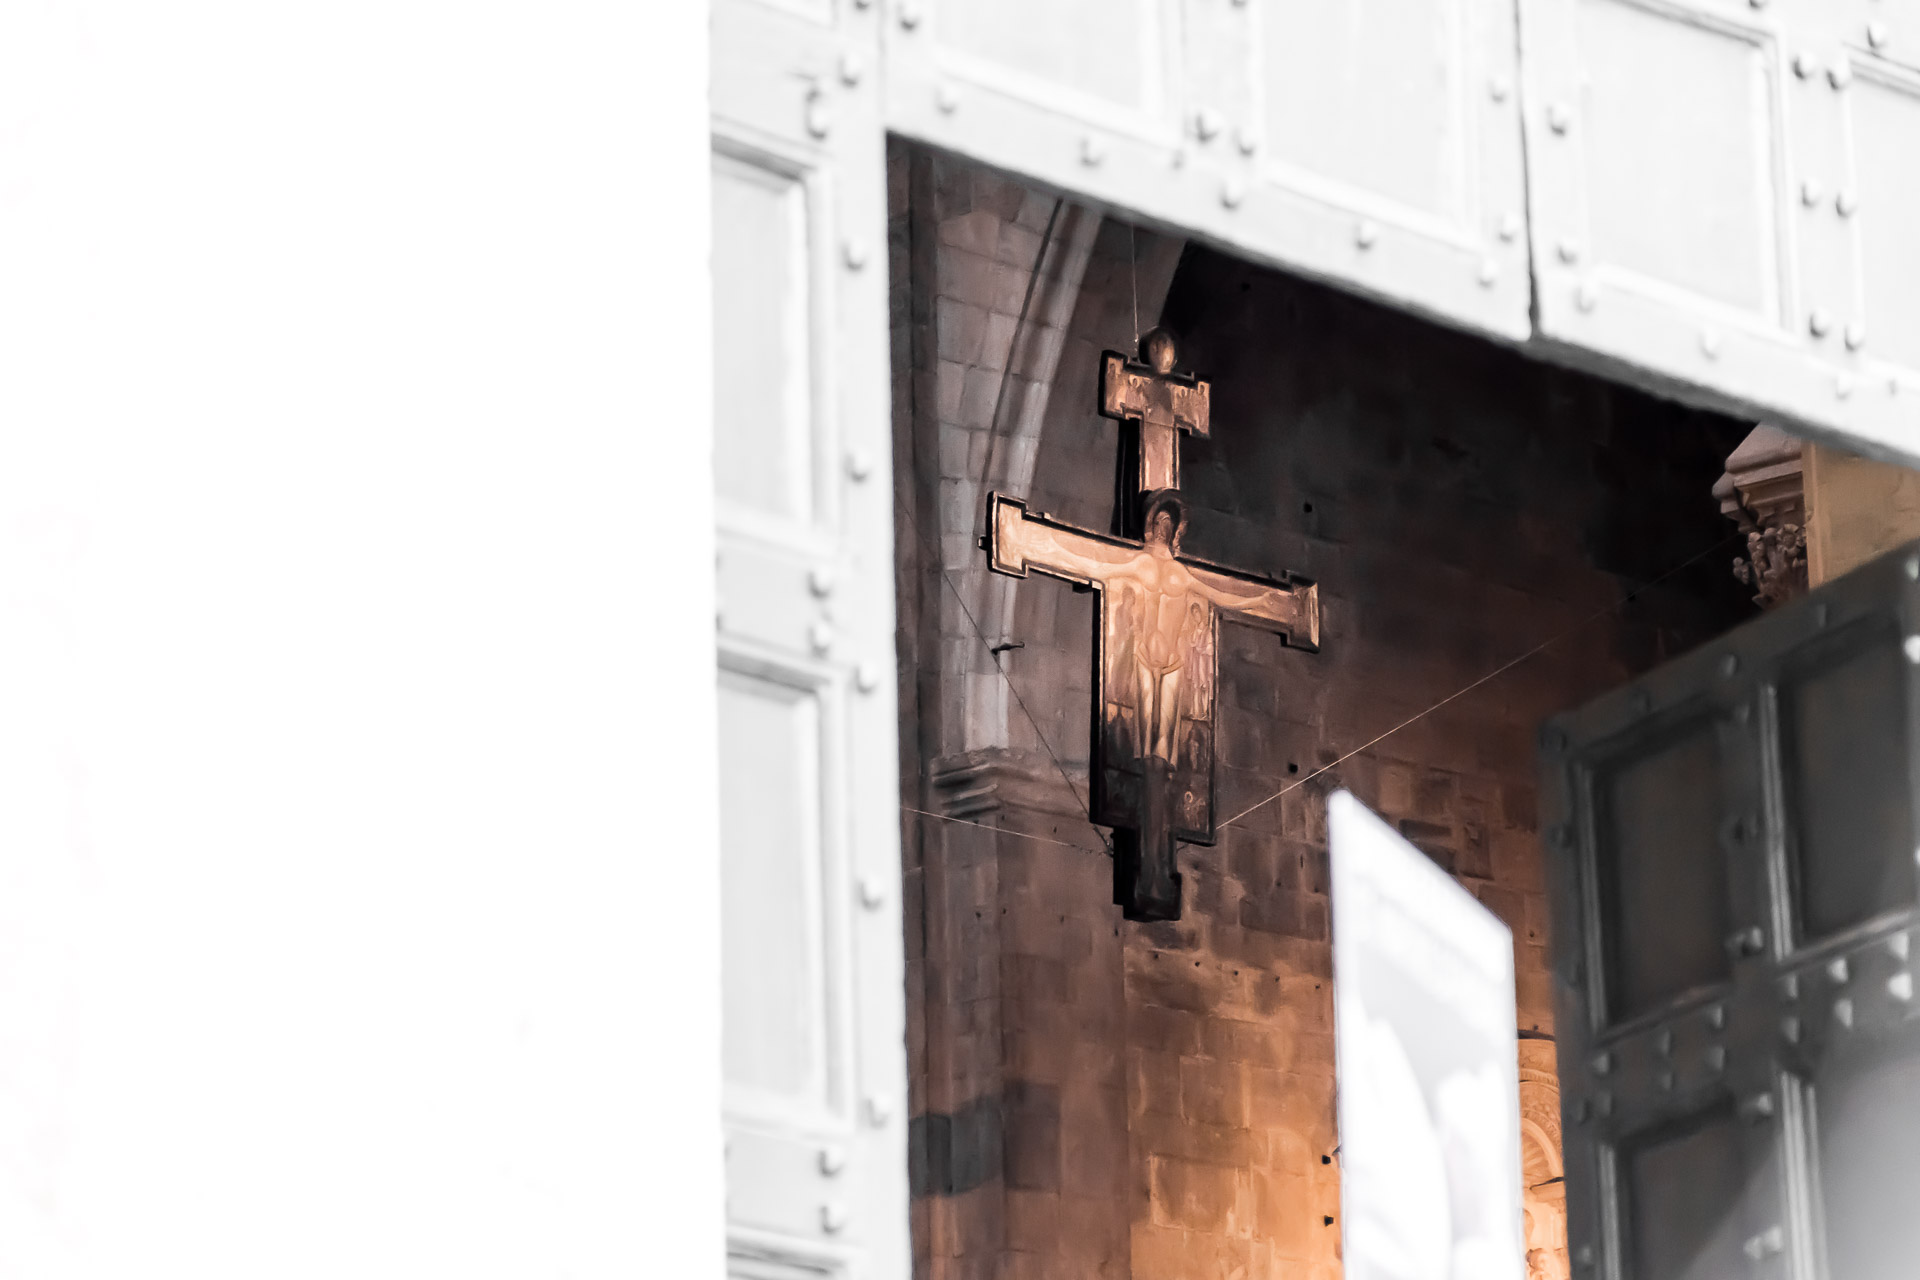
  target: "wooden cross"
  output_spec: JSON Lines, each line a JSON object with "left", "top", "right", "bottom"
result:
{"left": 983, "top": 330, "right": 1320, "bottom": 921}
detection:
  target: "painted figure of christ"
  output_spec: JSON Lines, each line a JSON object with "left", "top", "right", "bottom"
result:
{"left": 986, "top": 488, "right": 1317, "bottom": 919}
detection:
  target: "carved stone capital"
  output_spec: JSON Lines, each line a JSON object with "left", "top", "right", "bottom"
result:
{"left": 1715, "top": 424, "right": 1806, "bottom": 608}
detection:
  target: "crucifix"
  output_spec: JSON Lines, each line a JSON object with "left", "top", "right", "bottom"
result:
{"left": 982, "top": 328, "right": 1320, "bottom": 922}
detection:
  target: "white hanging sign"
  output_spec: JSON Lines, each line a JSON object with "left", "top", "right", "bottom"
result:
{"left": 1330, "top": 790, "right": 1524, "bottom": 1280}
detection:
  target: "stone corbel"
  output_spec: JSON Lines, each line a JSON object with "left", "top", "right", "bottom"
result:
{"left": 1714, "top": 424, "right": 1806, "bottom": 609}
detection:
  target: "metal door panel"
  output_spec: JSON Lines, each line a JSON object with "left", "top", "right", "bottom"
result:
{"left": 1521, "top": 0, "right": 1920, "bottom": 464}
{"left": 883, "top": 0, "right": 1533, "bottom": 341}
{"left": 713, "top": 1, "right": 909, "bottom": 1276}
{"left": 1542, "top": 541, "right": 1920, "bottom": 1280}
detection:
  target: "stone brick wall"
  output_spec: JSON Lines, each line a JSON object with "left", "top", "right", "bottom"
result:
{"left": 892, "top": 146, "right": 1753, "bottom": 1280}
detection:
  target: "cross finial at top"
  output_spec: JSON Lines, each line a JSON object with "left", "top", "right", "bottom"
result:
{"left": 1100, "top": 327, "right": 1211, "bottom": 501}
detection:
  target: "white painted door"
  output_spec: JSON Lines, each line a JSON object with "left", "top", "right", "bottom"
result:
{"left": 882, "top": 0, "right": 1534, "bottom": 341}
{"left": 1521, "top": 0, "right": 1920, "bottom": 462}
{"left": 709, "top": 2, "right": 909, "bottom": 1278}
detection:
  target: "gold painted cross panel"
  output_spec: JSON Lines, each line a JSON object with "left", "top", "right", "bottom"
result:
{"left": 983, "top": 331, "right": 1319, "bottom": 921}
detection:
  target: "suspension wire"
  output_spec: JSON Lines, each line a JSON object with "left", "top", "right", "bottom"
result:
{"left": 902, "top": 805, "right": 1104, "bottom": 853}
{"left": 900, "top": 506, "right": 1102, "bottom": 831}
{"left": 1216, "top": 528, "right": 1748, "bottom": 832}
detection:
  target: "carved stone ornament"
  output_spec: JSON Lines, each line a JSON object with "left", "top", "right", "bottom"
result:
{"left": 1519, "top": 1040, "right": 1570, "bottom": 1280}
{"left": 1714, "top": 424, "right": 1806, "bottom": 609}
{"left": 980, "top": 330, "right": 1320, "bottom": 921}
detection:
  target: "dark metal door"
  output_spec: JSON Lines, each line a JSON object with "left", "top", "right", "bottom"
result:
{"left": 1541, "top": 542, "right": 1920, "bottom": 1280}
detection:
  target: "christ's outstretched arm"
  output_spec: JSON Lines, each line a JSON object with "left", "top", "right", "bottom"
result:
{"left": 1184, "top": 560, "right": 1321, "bottom": 651}
{"left": 987, "top": 494, "right": 1147, "bottom": 587}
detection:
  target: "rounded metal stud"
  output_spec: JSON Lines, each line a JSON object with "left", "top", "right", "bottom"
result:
{"left": 1809, "top": 307, "right": 1834, "bottom": 338}
{"left": 1193, "top": 107, "right": 1224, "bottom": 142}
{"left": 1782, "top": 1015, "right": 1802, "bottom": 1044}
{"left": 865, "top": 1094, "right": 894, "bottom": 1126}
{"left": 1080, "top": 134, "right": 1106, "bottom": 167}
{"left": 1734, "top": 701, "right": 1752, "bottom": 725}
{"left": 1235, "top": 126, "right": 1258, "bottom": 156}
{"left": 859, "top": 877, "right": 888, "bottom": 910}
{"left": 1814, "top": 602, "right": 1831, "bottom": 628}
{"left": 1745, "top": 1226, "right": 1785, "bottom": 1260}
{"left": 1793, "top": 52, "right": 1817, "bottom": 79}
{"left": 1701, "top": 327, "right": 1722, "bottom": 359}
{"left": 1547, "top": 102, "right": 1573, "bottom": 134}
{"left": 819, "top": 1145, "right": 848, "bottom": 1176}
{"left": 1594, "top": 1092, "right": 1613, "bottom": 1118}
{"left": 1782, "top": 973, "right": 1800, "bottom": 1000}
{"left": 1707, "top": 1044, "right": 1728, "bottom": 1072}
{"left": 843, "top": 239, "right": 871, "bottom": 271}
{"left": 1868, "top": 21, "right": 1891, "bottom": 50}
{"left": 1557, "top": 239, "right": 1581, "bottom": 264}
{"left": 1749, "top": 0, "right": 1768, "bottom": 8}
{"left": 1575, "top": 1244, "right": 1595, "bottom": 1269}
{"left": 839, "top": 51, "right": 865, "bottom": 86}
{"left": 1592, "top": 1050, "right": 1614, "bottom": 1076}
{"left": 1657, "top": 1070, "right": 1675, "bottom": 1091}
{"left": 1836, "top": 372, "right": 1855, "bottom": 400}
{"left": 1846, "top": 321, "right": 1867, "bottom": 350}
{"left": 809, "top": 566, "right": 836, "bottom": 598}
{"left": 1829, "top": 57, "right": 1853, "bottom": 89}
{"left": 1907, "top": 555, "right": 1920, "bottom": 581}
{"left": 1719, "top": 653, "right": 1739, "bottom": 678}
{"left": 1221, "top": 177, "right": 1245, "bottom": 209}
{"left": 1498, "top": 212, "right": 1522, "bottom": 243}
{"left": 1837, "top": 188, "right": 1860, "bottom": 217}
{"left": 821, "top": 1202, "right": 849, "bottom": 1234}
{"left": 805, "top": 88, "right": 833, "bottom": 139}
{"left": 1891, "top": 972, "right": 1914, "bottom": 1002}
{"left": 1835, "top": 996, "right": 1855, "bottom": 1029}
{"left": 1655, "top": 1028, "right": 1675, "bottom": 1056}
{"left": 1740, "top": 1091, "right": 1777, "bottom": 1121}
{"left": 856, "top": 662, "right": 882, "bottom": 693}
{"left": 1894, "top": 934, "right": 1914, "bottom": 962}
{"left": 1576, "top": 280, "right": 1598, "bottom": 312}
{"left": 810, "top": 620, "right": 835, "bottom": 655}
{"left": 935, "top": 83, "right": 959, "bottom": 113}
{"left": 847, "top": 450, "right": 875, "bottom": 481}
{"left": 1829, "top": 956, "right": 1851, "bottom": 983}
{"left": 1489, "top": 74, "right": 1512, "bottom": 102}
{"left": 898, "top": 0, "right": 922, "bottom": 29}
{"left": 1355, "top": 219, "right": 1380, "bottom": 250}
{"left": 1903, "top": 635, "right": 1920, "bottom": 664}
{"left": 1708, "top": 1003, "right": 1727, "bottom": 1030}
{"left": 1801, "top": 178, "right": 1824, "bottom": 207}
{"left": 1477, "top": 258, "right": 1499, "bottom": 288}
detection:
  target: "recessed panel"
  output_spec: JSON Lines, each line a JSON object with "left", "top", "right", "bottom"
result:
{"left": 1574, "top": 0, "right": 1776, "bottom": 315}
{"left": 1815, "top": 1042, "right": 1920, "bottom": 1280}
{"left": 719, "top": 667, "right": 830, "bottom": 1107}
{"left": 1595, "top": 717, "right": 1733, "bottom": 1023}
{"left": 1783, "top": 624, "right": 1915, "bottom": 941}
{"left": 1262, "top": 0, "right": 1467, "bottom": 221}
{"left": 711, "top": 151, "right": 814, "bottom": 521}
{"left": 1853, "top": 72, "right": 1920, "bottom": 371}
{"left": 931, "top": 0, "right": 1153, "bottom": 110}
{"left": 1622, "top": 1107, "right": 1750, "bottom": 1280}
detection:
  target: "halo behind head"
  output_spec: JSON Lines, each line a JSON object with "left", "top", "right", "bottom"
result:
{"left": 1141, "top": 489, "right": 1188, "bottom": 550}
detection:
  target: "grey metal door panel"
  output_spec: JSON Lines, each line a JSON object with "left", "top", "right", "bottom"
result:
{"left": 1541, "top": 541, "right": 1920, "bottom": 1280}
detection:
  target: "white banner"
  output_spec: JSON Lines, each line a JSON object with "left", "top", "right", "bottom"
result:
{"left": 1330, "top": 790, "right": 1524, "bottom": 1280}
